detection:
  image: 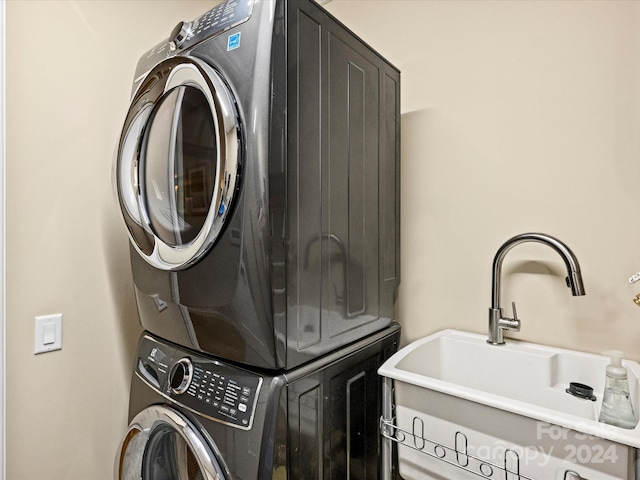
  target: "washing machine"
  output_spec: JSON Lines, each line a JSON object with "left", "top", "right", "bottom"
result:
{"left": 114, "top": 0, "right": 401, "bottom": 370}
{"left": 115, "top": 324, "right": 400, "bottom": 480}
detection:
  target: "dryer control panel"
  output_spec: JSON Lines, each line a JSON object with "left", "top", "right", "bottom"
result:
{"left": 138, "top": 0, "right": 254, "bottom": 76}
{"left": 136, "top": 335, "right": 262, "bottom": 430}
{"left": 183, "top": 0, "right": 254, "bottom": 49}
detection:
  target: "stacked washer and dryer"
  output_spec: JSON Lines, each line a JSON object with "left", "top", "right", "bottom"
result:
{"left": 113, "top": 0, "right": 401, "bottom": 478}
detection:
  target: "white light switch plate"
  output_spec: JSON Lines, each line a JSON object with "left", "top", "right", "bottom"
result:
{"left": 35, "top": 313, "right": 62, "bottom": 354}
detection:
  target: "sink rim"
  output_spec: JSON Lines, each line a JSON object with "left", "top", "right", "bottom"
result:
{"left": 379, "top": 328, "right": 640, "bottom": 448}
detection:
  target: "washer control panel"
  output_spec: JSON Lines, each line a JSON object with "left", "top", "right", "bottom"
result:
{"left": 136, "top": 335, "right": 262, "bottom": 430}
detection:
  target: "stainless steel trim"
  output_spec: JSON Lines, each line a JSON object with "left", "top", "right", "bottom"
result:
{"left": 115, "top": 405, "right": 228, "bottom": 480}
{"left": 166, "top": 86, "right": 183, "bottom": 244}
{"left": 117, "top": 105, "right": 152, "bottom": 227}
{"left": 116, "top": 56, "right": 241, "bottom": 271}
{"left": 380, "top": 376, "right": 394, "bottom": 480}
{"left": 169, "top": 21, "right": 192, "bottom": 51}
{"left": 169, "top": 357, "right": 193, "bottom": 394}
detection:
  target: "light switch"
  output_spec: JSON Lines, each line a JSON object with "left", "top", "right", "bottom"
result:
{"left": 42, "top": 322, "right": 56, "bottom": 345}
{"left": 35, "top": 313, "right": 62, "bottom": 354}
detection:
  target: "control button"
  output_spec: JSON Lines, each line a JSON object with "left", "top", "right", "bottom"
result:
{"left": 169, "top": 358, "right": 193, "bottom": 395}
{"left": 230, "top": 408, "right": 237, "bottom": 416}
{"left": 240, "top": 396, "right": 249, "bottom": 403}
{"left": 241, "top": 387, "right": 251, "bottom": 396}
{"left": 238, "top": 403, "right": 247, "bottom": 413}
{"left": 169, "top": 21, "right": 192, "bottom": 51}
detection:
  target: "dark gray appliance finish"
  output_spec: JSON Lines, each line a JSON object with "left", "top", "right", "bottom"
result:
{"left": 115, "top": 0, "right": 401, "bottom": 370}
{"left": 115, "top": 324, "right": 401, "bottom": 480}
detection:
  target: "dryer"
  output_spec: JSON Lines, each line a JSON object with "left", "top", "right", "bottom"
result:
{"left": 115, "top": 325, "right": 401, "bottom": 480}
{"left": 115, "top": 0, "right": 401, "bottom": 369}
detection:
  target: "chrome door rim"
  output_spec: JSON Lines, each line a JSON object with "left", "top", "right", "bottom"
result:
{"left": 115, "top": 405, "right": 228, "bottom": 480}
{"left": 116, "top": 56, "right": 241, "bottom": 271}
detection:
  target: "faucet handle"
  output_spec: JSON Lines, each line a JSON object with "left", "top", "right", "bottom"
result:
{"left": 508, "top": 301, "right": 521, "bottom": 331}
{"left": 498, "top": 302, "right": 521, "bottom": 332}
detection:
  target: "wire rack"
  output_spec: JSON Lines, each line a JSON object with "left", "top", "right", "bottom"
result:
{"left": 380, "top": 415, "right": 588, "bottom": 480}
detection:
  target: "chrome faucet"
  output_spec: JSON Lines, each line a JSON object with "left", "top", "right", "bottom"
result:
{"left": 488, "top": 233, "right": 586, "bottom": 345}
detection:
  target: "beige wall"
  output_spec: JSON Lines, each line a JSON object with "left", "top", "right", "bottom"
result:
{"left": 5, "top": 0, "right": 640, "bottom": 478}
{"left": 326, "top": 0, "right": 640, "bottom": 352}
{"left": 6, "top": 1, "right": 213, "bottom": 478}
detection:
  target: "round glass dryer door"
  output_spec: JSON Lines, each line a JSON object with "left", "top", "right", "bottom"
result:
{"left": 116, "top": 405, "right": 229, "bottom": 480}
{"left": 116, "top": 57, "right": 241, "bottom": 270}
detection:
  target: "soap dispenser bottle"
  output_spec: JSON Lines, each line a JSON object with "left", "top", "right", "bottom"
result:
{"left": 598, "top": 350, "right": 638, "bottom": 429}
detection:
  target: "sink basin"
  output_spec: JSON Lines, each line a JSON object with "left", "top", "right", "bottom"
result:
{"left": 379, "top": 330, "right": 640, "bottom": 478}
{"left": 379, "top": 329, "right": 640, "bottom": 448}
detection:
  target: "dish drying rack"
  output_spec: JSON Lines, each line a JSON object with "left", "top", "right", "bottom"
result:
{"left": 380, "top": 416, "right": 587, "bottom": 480}
{"left": 379, "top": 378, "right": 588, "bottom": 480}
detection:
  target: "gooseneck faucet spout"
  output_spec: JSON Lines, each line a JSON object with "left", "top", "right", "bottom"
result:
{"left": 488, "top": 233, "right": 586, "bottom": 345}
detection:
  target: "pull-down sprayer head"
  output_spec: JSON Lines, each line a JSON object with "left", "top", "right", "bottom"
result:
{"left": 491, "top": 232, "right": 585, "bottom": 311}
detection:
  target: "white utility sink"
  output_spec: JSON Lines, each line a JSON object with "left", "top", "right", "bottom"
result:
{"left": 379, "top": 329, "right": 640, "bottom": 479}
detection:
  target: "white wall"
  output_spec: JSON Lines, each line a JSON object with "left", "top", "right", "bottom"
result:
{"left": 4, "top": 0, "right": 640, "bottom": 478}
{"left": 5, "top": 1, "right": 212, "bottom": 478}
{"left": 326, "top": 0, "right": 640, "bottom": 355}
